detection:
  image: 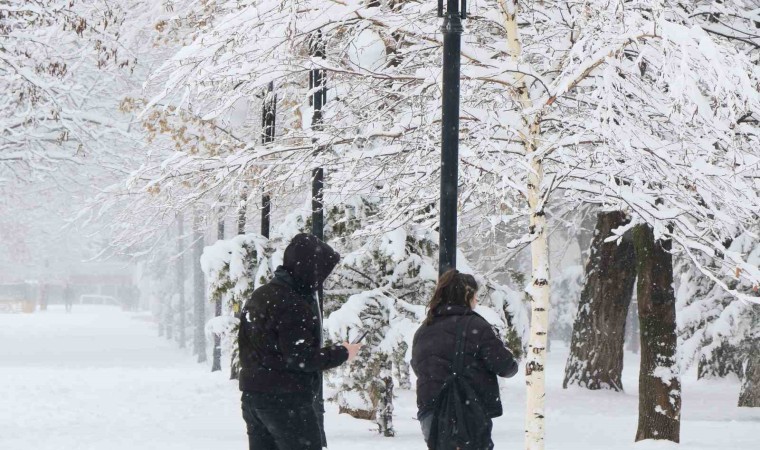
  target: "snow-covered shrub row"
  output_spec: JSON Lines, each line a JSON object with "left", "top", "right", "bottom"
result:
{"left": 201, "top": 234, "right": 270, "bottom": 372}
{"left": 678, "top": 231, "right": 760, "bottom": 380}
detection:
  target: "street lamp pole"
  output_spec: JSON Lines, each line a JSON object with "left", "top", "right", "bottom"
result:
{"left": 438, "top": 0, "right": 466, "bottom": 275}
{"left": 309, "top": 29, "right": 328, "bottom": 448}
{"left": 261, "top": 82, "right": 276, "bottom": 239}
{"left": 310, "top": 32, "right": 327, "bottom": 243}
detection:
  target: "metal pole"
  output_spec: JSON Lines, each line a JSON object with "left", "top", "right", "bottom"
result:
{"left": 262, "top": 82, "right": 276, "bottom": 239}
{"left": 438, "top": 0, "right": 465, "bottom": 275}
{"left": 261, "top": 195, "right": 271, "bottom": 239}
{"left": 311, "top": 169, "right": 324, "bottom": 241}
{"left": 309, "top": 29, "right": 328, "bottom": 448}
{"left": 310, "top": 32, "right": 326, "bottom": 243}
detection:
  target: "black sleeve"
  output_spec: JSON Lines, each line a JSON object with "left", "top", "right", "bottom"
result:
{"left": 477, "top": 321, "right": 519, "bottom": 378}
{"left": 275, "top": 303, "right": 348, "bottom": 373}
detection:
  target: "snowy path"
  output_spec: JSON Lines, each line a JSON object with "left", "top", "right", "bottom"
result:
{"left": 2, "top": 306, "right": 758, "bottom": 450}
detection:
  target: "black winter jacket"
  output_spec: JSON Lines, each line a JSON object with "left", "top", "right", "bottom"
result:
{"left": 238, "top": 233, "right": 348, "bottom": 395}
{"left": 411, "top": 305, "right": 519, "bottom": 419}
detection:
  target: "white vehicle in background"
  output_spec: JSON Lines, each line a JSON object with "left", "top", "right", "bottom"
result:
{"left": 78, "top": 294, "right": 120, "bottom": 306}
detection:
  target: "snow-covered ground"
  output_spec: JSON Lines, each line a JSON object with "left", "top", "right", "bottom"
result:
{"left": 1, "top": 306, "right": 757, "bottom": 450}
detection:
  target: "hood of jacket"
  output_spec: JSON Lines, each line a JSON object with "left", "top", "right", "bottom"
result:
{"left": 281, "top": 233, "right": 341, "bottom": 290}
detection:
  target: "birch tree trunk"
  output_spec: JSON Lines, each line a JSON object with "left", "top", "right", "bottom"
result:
{"left": 500, "top": 2, "right": 550, "bottom": 448}
{"left": 738, "top": 338, "right": 760, "bottom": 407}
{"left": 524, "top": 151, "right": 551, "bottom": 450}
{"left": 193, "top": 213, "right": 207, "bottom": 363}
{"left": 633, "top": 225, "right": 680, "bottom": 443}
{"left": 563, "top": 211, "right": 636, "bottom": 391}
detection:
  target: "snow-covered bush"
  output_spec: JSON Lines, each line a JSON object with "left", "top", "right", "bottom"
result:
{"left": 325, "top": 221, "right": 529, "bottom": 429}
{"left": 678, "top": 231, "right": 760, "bottom": 404}
{"left": 201, "top": 234, "right": 270, "bottom": 372}
{"left": 326, "top": 290, "right": 423, "bottom": 436}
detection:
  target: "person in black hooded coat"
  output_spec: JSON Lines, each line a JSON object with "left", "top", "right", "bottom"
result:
{"left": 238, "top": 233, "right": 362, "bottom": 450}
{"left": 412, "top": 270, "right": 519, "bottom": 449}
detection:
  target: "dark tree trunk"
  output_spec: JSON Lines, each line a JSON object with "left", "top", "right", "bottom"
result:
{"left": 563, "top": 211, "right": 636, "bottom": 391}
{"left": 634, "top": 225, "right": 680, "bottom": 443}
{"left": 176, "top": 214, "right": 186, "bottom": 349}
{"left": 238, "top": 191, "right": 247, "bottom": 235}
{"left": 212, "top": 213, "right": 224, "bottom": 372}
{"left": 193, "top": 213, "right": 207, "bottom": 363}
{"left": 377, "top": 358, "right": 395, "bottom": 437}
{"left": 739, "top": 338, "right": 760, "bottom": 407}
{"left": 231, "top": 195, "right": 247, "bottom": 380}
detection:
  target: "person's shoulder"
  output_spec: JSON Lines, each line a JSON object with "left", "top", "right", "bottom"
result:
{"left": 413, "top": 321, "right": 429, "bottom": 341}
{"left": 247, "top": 281, "right": 292, "bottom": 307}
{"left": 470, "top": 311, "right": 490, "bottom": 325}
{"left": 469, "top": 312, "right": 498, "bottom": 337}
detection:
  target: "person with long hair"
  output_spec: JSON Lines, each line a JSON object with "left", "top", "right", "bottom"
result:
{"left": 411, "top": 269, "right": 519, "bottom": 449}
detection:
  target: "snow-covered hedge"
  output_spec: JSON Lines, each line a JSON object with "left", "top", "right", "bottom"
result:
{"left": 201, "top": 234, "right": 271, "bottom": 372}
{"left": 199, "top": 197, "right": 529, "bottom": 432}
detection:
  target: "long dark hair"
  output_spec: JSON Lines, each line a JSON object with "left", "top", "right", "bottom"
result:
{"left": 424, "top": 269, "right": 479, "bottom": 325}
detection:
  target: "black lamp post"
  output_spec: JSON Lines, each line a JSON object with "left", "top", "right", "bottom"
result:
{"left": 310, "top": 31, "right": 327, "bottom": 243}
{"left": 261, "top": 82, "right": 276, "bottom": 239}
{"left": 438, "top": 0, "right": 466, "bottom": 275}
{"left": 309, "top": 29, "right": 328, "bottom": 448}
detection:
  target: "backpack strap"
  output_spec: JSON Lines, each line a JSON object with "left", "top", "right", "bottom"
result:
{"left": 453, "top": 314, "right": 476, "bottom": 376}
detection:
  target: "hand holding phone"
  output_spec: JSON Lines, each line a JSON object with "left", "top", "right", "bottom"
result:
{"left": 342, "top": 329, "right": 368, "bottom": 362}
{"left": 351, "top": 329, "right": 369, "bottom": 344}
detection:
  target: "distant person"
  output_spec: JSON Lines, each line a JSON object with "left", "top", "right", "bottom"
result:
{"left": 64, "top": 283, "right": 74, "bottom": 313}
{"left": 238, "top": 233, "right": 363, "bottom": 450}
{"left": 412, "top": 270, "right": 519, "bottom": 449}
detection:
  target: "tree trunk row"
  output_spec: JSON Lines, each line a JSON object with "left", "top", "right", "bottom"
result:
{"left": 564, "top": 215, "right": 682, "bottom": 443}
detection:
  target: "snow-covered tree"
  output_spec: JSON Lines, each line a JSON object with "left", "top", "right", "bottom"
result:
{"left": 679, "top": 230, "right": 760, "bottom": 407}
{"left": 201, "top": 233, "right": 270, "bottom": 374}
{"left": 0, "top": 0, "right": 141, "bottom": 180}
{"left": 113, "top": 0, "right": 760, "bottom": 446}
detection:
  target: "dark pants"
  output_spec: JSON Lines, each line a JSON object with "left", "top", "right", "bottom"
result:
{"left": 419, "top": 412, "right": 495, "bottom": 450}
{"left": 241, "top": 392, "right": 323, "bottom": 450}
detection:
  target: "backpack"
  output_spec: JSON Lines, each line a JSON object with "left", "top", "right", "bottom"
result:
{"left": 428, "top": 315, "right": 491, "bottom": 450}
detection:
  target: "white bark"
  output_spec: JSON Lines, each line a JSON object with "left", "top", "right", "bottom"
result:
{"left": 500, "top": 1, "right": 551, "bottom": 448}
{"left": 525, "top": 155, "right": 550, "bottom": 450}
